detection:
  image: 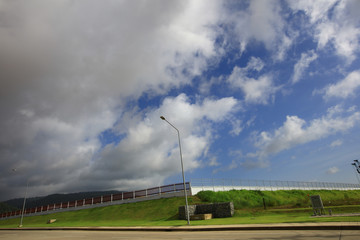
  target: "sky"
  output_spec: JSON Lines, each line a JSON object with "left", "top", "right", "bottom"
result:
{"left": 1, "top": 0, "right": 360, "bottom": 202}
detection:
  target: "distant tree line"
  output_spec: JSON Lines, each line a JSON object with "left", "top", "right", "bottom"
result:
{"left": 0, "top": 202, "right": 18, "bottom": 214}
{"left": 1, "top": 190, "right": 121, "bottom": 213}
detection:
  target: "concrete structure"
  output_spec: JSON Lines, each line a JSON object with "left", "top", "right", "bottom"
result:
{"left": 179, "top": 202, "right": 234, "bottom": 220}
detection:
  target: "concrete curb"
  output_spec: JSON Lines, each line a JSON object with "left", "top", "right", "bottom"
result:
{"left": 1, "top": 223, "right": 360, "bottom": 231}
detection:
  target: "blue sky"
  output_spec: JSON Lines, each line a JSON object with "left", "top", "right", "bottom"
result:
{"left": 1, "top": 0, "right": 360, "bottom": 201}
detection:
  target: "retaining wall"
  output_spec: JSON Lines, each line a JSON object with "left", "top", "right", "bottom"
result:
{"left": 179, "top": 202, "right": 234, "bottom": 220}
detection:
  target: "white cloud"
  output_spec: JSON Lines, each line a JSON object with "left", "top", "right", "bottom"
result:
{"left": 330, "top": 139, "right": 343, "bottom": 147}
{"left": 252, "top": 106, "right": 360, "bottom": 158}
{"left": 327, "top": 167, "right": 339, "bottom": 174}
{"left": 80, "top": 94, "right": 238, "bottom": 191}
{"left": 209, "top": 157, "right": 220, "bottom": 167}
{"left": 224, "top": 0, "right": 293, "bottom": 59}
{"left": 230, "top": 119, "right": 243, "bottom": 136}
{"left": 291, "top": 50, "right": 318, "bottom": 84}
{"left": 228, "top": 57, "right": 280, "bottom": 104}
{"left": 0, "top": 0, "right": 228, "bottom": 200}
{"left": 327, "top": 105, "right": 344, "bottom": 117}
{"left": 287, "top": 0, "right": 338, "bottom": 24}
{"left": 322, "top": 70, "right": 360, "bottom": 99}
{"left": 289, "top": 0, "right": 360, "bottom": 62}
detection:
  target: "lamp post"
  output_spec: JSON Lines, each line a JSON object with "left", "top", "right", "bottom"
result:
{"left": 160, "top": 116, "right": 190, "bottom": 225}
{"left": 351, "top": 160, "right": 360, "bottom": 186}
{"left": 12, "top": 168, "right": 28, "bottom": 227}
{"left": 19, "top": 180, "right": 29, "bottom": 227}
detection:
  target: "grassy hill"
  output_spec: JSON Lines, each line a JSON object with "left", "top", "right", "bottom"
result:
{"left": 196, "top": 189, "right": 360, "bottom": 208}
{"left": 1, "top": 189, "right": 360, "bottom": 227}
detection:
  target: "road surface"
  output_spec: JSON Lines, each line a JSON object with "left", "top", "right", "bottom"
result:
{"left": 1, "top": 230, "right": 359, "bottom": 240}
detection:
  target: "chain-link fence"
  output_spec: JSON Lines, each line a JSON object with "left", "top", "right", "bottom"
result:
{"left": 190, "top": 178, "right": 360, "bottom": 194}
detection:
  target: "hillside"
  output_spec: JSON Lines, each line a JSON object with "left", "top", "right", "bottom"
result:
{"left": 1, "top": 190, "right": 360, "bottom": 228}
{"left": 197, "top": 189, "right": 360, "bottom": 209}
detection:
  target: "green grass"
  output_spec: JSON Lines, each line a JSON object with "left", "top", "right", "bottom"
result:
{"left": 0, "top": 197, "right": 202, "bottom": 227}
{"left": 1, "top": 190, "right": 360, "bottom": 228}
{"left": 196, "top": 189, "right": 360, "bottom": 208}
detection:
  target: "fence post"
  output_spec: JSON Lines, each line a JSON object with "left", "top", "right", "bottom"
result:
{"left": 111, "top": 194, "right": 113, "bottom": 202}
{"left": 122, "top": 192, "right": 124, "bottom": 200}
{"left": 83, "top": 199, "right": 85, "bottom": 206}
{"left": 133, "top": 191, "right": 135, "bottom": 199}
{"left": 101, "top": 196, "right": 103, "bottom": 204}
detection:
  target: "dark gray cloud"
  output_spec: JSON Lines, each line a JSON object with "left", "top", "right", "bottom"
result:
{"left": 0, "top": 0, "right": 230, "bottom": 201}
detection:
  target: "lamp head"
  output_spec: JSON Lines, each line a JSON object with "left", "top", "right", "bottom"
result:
{"left": 354, "top": 160, "right": 359, "bottom": 163}
{"left": 160, "top": 116, "right": 165, "bottom": 120}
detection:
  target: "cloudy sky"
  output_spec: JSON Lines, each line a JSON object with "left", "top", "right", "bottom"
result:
{"left": 1, "top": 0, "right": 360, "bottom": 201}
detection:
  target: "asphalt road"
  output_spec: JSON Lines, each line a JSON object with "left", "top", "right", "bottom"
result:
{"left": 1, "top": 230, "right": 360, "bottom": 240}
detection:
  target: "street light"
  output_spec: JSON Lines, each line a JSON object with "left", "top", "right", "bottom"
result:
{"left": 12, "top": 168, "right": 28, "bottom": 227}
{"left": 19, "top": 180, "right": 29, "bottom": 227}
{"left": 160, "top": 116, "right": 190, "bottom": 225}
{"left": 351, "top": 160, "right": 360, "bottom": 186}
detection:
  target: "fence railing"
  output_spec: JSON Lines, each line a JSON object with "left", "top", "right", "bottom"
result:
{"left": 0, "top": 182, "right": 190, "bottom": 219}
{"left": 190, "top": 178, "right": 360, "bottom": 194}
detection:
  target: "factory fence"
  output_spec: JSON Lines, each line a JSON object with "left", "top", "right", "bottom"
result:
{"left": 190, "top": 178, "right": 360, "bottom": 194}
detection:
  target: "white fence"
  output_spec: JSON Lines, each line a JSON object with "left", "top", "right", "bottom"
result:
{"left": 190, "top": 178, "right": 360, "bottom": 195}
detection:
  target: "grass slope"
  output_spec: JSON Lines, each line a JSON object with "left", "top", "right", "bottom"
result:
{"left": 197, "top": 189, "right": 360, "bottom": 208}
{"left": 1, "top": 190, "right": 360, "bottom": 227}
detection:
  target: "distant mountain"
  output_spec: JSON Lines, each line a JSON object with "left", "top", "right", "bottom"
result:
{"left": 2, "top": 190, "right": 122, "bottom": 211}
{"left": 0, "top": 202, "right": 18, "bottom": 214}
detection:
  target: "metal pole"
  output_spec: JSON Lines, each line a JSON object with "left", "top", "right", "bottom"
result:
{"left": 161, "top": 116, "right": 190, "bottom": 225}
{"left": 351, "top": 160, "right": 360, "bottom": 186}
{"left": 19, "top": 180, "right": 29, "bottom": 227}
